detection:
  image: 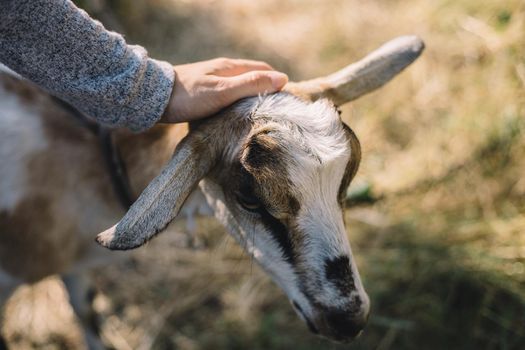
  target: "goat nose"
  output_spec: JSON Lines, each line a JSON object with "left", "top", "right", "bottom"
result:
{"left": 322, "top": 308, "right": 369, "bottom": 341}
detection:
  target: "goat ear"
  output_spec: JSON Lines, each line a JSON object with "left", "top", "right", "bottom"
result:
{"left": 96, "top": 131, "right": 216, "bottom": 250}
{"left": 343, "top": 123, "right": 361, "bottom": 182}
{"left": 284, "top": 35, "right": 424, "bottom": 106}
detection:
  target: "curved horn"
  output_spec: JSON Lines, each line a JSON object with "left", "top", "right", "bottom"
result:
{"left": 284, "top": 35, "right": 425, "bottom": 106}
{"left": 96, "top": 126, "right": 220, "bottom": 250}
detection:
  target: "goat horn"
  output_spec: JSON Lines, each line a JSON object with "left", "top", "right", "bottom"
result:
{"left": 284, "top": 35, "right": 425, "bottom": 106}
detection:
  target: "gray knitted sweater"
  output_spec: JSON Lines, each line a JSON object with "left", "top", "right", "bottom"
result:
{"left": 0, "top": 0, "right": 174, "bottom": 132}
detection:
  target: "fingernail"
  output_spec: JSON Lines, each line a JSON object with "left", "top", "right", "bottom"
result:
{"left": 270, "top": 72, "right": 289, "bottom": 90}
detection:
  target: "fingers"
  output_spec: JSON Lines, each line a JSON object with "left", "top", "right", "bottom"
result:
{"left": 163, "top": 59, "right": 289, "bottom": 124}
{"left": 208, "top": 58, "right": 274, "bottom": 77}
{"left": 220, "top": 70, "right": 289, "bottom": 104}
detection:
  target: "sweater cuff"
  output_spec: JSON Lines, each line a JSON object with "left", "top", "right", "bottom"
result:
{"left": 124, "top": 58, "right": 174, "bottom": 132}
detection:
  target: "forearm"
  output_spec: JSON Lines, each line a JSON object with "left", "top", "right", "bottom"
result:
{"left": 0, "top": 0, "right": 174, "bottom": 131}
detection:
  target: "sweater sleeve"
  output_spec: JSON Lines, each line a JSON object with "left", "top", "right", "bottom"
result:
{"left": 0, "top": 0, "right": 174, "bottom": 132}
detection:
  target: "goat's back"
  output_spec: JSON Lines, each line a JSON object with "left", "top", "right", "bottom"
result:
{"left": 0, "top": 71, "right": 124, "bottom": 282}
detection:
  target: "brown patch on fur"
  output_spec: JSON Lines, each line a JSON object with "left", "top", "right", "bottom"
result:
{"left": 0, "top": 72, "right": 41, "bottom": 104}
{"left": 338, "top": 123, "right": 361, "bottom": 205}
{"left": 0, "top": 196, "right": 77, "bottom": 282}
{"left": 242, "top": 130, "right": 283, "bottom": 178}
{"left": 240, "top": 128, "right": 300, "bottom": 216}
{"left": 40, "top": 102, "right": 98, "bottom": 145}
{"left": 114, "top": 124, "right": 189, "bottom": 195}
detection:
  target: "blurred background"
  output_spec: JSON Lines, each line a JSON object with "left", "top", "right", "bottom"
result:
{"left": 3, "top": 0, "right": 524, "bottom": 349}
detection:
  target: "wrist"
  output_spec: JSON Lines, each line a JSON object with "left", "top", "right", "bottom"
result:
{"left": 160, "top": 68, "right": 179, "bottom": 123}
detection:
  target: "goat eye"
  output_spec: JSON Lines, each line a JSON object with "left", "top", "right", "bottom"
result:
{"left": 236, "top": 192, "right": 262, "bottom": 212}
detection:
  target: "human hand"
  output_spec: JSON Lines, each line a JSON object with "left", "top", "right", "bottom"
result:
{"left": 161, "top": 58, "right": 288, "bottom": 123}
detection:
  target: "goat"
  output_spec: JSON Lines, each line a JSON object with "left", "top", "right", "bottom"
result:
{"left": 0, "top": 36, "right": 424, "bottom": 348}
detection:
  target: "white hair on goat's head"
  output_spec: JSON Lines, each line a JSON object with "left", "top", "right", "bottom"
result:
{"left": 243, "top": 93, "right": 348, "bottom": 160}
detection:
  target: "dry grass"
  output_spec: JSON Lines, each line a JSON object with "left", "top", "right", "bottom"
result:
{"left": 3, "top": 0, "right": 524, "bottom": 349}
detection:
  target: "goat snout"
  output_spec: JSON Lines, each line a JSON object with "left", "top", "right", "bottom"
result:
{"left": 316, "top": 307, "right": 369, "bottom": 342}
{"left": 306, "top": 292, "right": 370, "bottom": 342}
{"left": 293, "top": 293, "right": 370, "bottom": 342}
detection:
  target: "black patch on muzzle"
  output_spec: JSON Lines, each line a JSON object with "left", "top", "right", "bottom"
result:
{"left": 324, "top": 255, "right": 356, "bottom": 295}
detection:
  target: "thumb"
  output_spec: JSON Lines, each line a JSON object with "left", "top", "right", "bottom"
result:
{"left": 221, "top": 70, "right": 288, "bottom": 104}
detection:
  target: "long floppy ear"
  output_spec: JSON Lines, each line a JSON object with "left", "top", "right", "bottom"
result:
{"left": 284, "top": 35, "right": 424, "bottom": 106}
{"left": 96, "top": 128, "right": 218, "bottom": 250}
